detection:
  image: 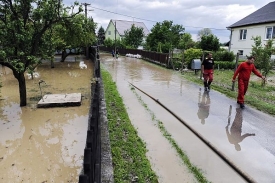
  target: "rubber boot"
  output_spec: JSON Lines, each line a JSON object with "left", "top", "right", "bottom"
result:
{"left": 207, "top": 81, "right": 212, "bottom": 91}
{"left": 204, "top": 81, "right": 208, "bottom": 91}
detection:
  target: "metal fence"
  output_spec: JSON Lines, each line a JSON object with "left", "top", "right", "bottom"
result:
{"left": 79, "top": 47, "right": 101, "bottom": 183}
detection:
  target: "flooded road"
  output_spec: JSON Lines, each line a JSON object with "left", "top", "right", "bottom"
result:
{"left": 100, "top": 53, "right": 275, "bottom": 183}
{"left": 0, "top": 56, "right": 93, "bottom": 183}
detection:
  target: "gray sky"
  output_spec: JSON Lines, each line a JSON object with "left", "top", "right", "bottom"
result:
{"left": 65, "top": 0, "right": 273, "bottom": 43}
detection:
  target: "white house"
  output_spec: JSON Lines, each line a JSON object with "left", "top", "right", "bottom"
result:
{"left": 105, "top": 19, "right": 150, "bottom": 43}
{"left": 227, "top": 1, "right": 275, "bottom": 57}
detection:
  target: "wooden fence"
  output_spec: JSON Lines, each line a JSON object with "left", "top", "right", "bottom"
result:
{"left": 99, "top": 46, "right": 170, "bottom": 67}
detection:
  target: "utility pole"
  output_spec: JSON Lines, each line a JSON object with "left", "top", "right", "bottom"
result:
{"left": 82, "top": 2, "right": 91, "bottom": 59}
{"left": 114, "top": 20, "right": 117, "bottom": 58}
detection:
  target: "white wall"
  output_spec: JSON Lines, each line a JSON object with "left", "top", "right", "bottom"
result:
{"left": 230, "top": 23, "right": 275, "bottom": 56}
{"left": 105, "top": 22, "right": 121, "bottom": 41}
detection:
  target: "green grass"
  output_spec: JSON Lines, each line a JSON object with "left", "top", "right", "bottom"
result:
{"left": 182, "top": 69, "right": 275, "bottom": 115}
{"left": 101, "top": 68, "right": 158, "bottom": 183}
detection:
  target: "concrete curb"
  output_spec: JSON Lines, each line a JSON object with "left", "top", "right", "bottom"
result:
{"left": 99, "top": 78, "right": 114, "bottom": 183}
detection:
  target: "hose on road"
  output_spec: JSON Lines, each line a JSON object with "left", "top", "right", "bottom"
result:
{"left": 128, "top": 81, "right": 256, "bottom": 183}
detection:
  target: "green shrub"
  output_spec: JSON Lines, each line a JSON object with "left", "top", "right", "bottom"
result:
{"left": 104, "top": 38, "right": 126, "bottom": 49}
{"left": 213, "top": 50, "right": 235, "bottom": 62}
{"left": 170, "top": 58, "right": 182, "bottom": 69}
{"left": 215, "top": 61, "right": 235, "bottom": 69}
{"left": 215, "top": 60, "right": 245, "bottom": 70}
{"left": 184, "top": 48, "right": 203, "bottom": 68}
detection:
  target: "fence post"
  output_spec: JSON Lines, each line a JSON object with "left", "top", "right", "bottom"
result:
{"left": 180, "top": 50, "right": 185, "bottom": 73}
{"left": 231, "top": 52, "right": 240, "bottom": 91}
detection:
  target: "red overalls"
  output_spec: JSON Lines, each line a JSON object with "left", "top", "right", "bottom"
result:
{"left": 232, "top": 62, "right": 262, "bottom": 104}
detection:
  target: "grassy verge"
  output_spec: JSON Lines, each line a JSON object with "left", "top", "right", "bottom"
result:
{"left": 101, "top": 68, "right": 158, "bottom": 183}
{"left": 131, "top": 87, "right": 210, "bottom": 183}
{"left": 181, "top": 69, "right": 275, "bottom": 116}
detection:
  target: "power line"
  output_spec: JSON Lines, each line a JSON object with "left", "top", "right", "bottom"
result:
{"left": 91, "top": 6, "right": 157, "bottom": 23}
{"left": 90, "top": 6, "right": 228, "bottom": 31}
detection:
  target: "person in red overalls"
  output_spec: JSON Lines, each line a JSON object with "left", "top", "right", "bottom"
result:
{"left": 201, "top": 53, "right": 214, "bottom": 92}
{"left": 232, "top": 56, "right": 265, "bottom": 109}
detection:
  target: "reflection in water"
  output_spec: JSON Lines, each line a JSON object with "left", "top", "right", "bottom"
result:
{"left": 226, "top": 107, "right": 255, "bottom": 151}
{"left": 197, "top": 89, "right": 211, "bottom": 124}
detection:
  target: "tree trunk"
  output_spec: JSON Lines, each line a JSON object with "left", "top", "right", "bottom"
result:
{"left": 51, "top": 56, "right": 55, "bottom": 68}
{"left": 61, "top": 50, "right": 70, "bottom": 62}
{"left": 17, "top": 72, "right": 27, "bottom": 106}
{"left": 1, "top": 63, "right": 27, "bottom": 106}
{"left": 61, "top": 50, "right": 66, "bottom": 62}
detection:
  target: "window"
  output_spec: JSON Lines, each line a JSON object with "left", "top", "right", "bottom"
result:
{"left": 238, "top": 50, "right": 243, "bottom": 55}
{"left": 265, "top": 26, "right": 275, "bottom": 39}
{"left": 239, "top": 29, "right": 247, "bottom": 40}
{"left": 108, "top": 31, "right": 111, "bottom": 35}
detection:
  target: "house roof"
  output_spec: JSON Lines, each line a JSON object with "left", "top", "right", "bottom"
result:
{"left": 110, "top": 19, "right": 150, "bottom": 36}
{"left": 227, "top": 1, "right": 275, "bottom": 28}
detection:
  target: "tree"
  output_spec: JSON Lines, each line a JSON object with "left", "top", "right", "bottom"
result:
{"left": 103, "top": 38, "right": 126, "bottom": 50}
{"left": 104, "top": 38, "right": 114, "bottom": 48}
{"left": 97, "top": 26, "right": 105, "bottom": 45}
{"left": 0, "top": 0, "right": 83, "bottom": 106}
{"left": 251, "top": 36, "right": 275, "bottom": 82}
{"left": 145, "top": 20, "right": 185, "bottom": 53}
{"left": 53, "top": 15, "right": 96, "bottom": 62}
{"left": 178, "top": 33, "right": 196, "bottom": 50}
{"left": 197, "top": 28, "right": 212, "bottom": 41}
{"left": 124, "top": 24, "right": 144, "bottom": 49}
{"left": 199, "top": 34, "right": 220, "bottom": 51}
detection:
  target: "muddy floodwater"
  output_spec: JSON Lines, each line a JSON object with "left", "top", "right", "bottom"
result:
{"left": 0, "top": 56, "right": 93, "bottom": 183}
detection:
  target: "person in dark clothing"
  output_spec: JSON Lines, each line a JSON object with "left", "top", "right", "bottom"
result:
{"left": 232, "top": 56, "right": 265, "bottom": 109}
{"left": 201, "top": 53, "right": 214, "bottom": 92}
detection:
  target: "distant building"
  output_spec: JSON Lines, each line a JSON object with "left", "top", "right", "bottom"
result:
{"left": 227, "top": 1, "right": 275, "bottom": 57}
{"left": 105, "top": 19, "right": 150, "bottom": 43}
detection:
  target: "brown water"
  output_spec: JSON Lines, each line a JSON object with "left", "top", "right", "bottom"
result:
{"left": 0, "top": 56, "right": 93, "bottom": 183}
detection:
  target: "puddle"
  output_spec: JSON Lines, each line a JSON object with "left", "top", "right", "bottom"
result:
{"left": 0, "top": 56, "right": 93, "bottom": 182}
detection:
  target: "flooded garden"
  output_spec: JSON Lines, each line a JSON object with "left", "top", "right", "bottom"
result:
{"left": 0, "top": 56, "right": 93, "bottom": 182}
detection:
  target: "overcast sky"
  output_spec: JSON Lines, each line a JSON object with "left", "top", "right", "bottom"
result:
{"left": 65, "top": 0, "right": 272, "bottom": 43}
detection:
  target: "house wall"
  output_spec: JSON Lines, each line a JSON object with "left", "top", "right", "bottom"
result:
{"left": 105, "top": 22, "right": 121, "bottom": 41}
{"left": 230, "top": 23, "right": 275, "bottom": 56}
{"left": 104, "top": 20, "right": 150, "bottom": 47}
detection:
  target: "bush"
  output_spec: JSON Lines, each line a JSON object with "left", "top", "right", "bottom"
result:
{"left": 104, "top": 38, "right": 126, "bottom": 49}
{"left": 215, "top": 60, "right": 245, "bottom": 70}
{"left": 184, "top": 48, "right": 203, "bottom": 68}
{"left": 213, "top": 50, "right": 235, "bottom": 62}
{"left": 104, "top": 38, "right": 113, "bottom": 48}
{"left": 215, "top": 61, "right": 235, "bottom": 69}
{"left": 170, "top": 58, "right": 182, "bottom": 69}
